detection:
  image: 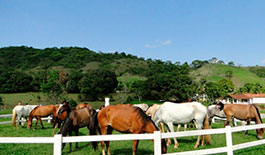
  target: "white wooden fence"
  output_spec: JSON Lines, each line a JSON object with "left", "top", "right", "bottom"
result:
{"left": 1, "top": 124, "right": 265, "bottom": 155}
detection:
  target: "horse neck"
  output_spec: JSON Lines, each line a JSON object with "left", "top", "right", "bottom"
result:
{"left": 144, "top": 121, "right": 158, "bottom": 133}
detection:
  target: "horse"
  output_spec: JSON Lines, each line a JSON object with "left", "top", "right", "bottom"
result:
{"left": 146, "top": 104, "right": 192, "bottom": 147}
{"left": 76, "top": 103, "right": 92, "bottom": 110}
{"left": 12, "top": 105, "right": 38, "bottom": 128}
{"left": 52, "top": 104, "right": 68, "bottom": 135}
{"left": 27, "top": 104, "right": 58, "bottom": 129}
{"left": 153, "top": 102, "right": 211, "bottom": 149}
{"left": 57, "top": 102, "right": 98, "bottom": 153}
{"left": 97, "top": 104, "right": 167, "bottom": 155}
{"left": 216, "top": 102, "right": 264, "bottom": 139}
{"left": 133, "top": 103, "right": 149, "bottom": 112}
{"left": 208, "top": 104, "right": 237, "bottom": 126}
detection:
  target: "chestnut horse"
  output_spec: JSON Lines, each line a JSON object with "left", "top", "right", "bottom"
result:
{"left": 97, "top": 104, "right": 167, "bottom": 155}
{"left": 217, "top": 102, "right": 264, "bottom": 139}
{"left": 76, "top": 103, "right": 92, "bottom": 110}
{"left": 57, "top": 102, "right": 98, "bottom": 152}
{"left": 27, "top": 105, "right": 58, "bottom": 129}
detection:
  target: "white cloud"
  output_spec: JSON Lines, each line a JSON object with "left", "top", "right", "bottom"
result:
{"left": 262, "top": 59, "right": 265, "bottom": 64}
{"left": 145, "top": 39, "right": 172, "bottom": 48}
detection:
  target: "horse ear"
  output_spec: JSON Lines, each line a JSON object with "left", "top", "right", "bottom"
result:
{"left": 216, "top": 102, "right": 224, "bottom": 111}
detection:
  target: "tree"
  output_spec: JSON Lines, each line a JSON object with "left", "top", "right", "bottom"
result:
{"left": 144, "top": 71, "right": 196, "bottom": 102}
{"left": 40, "top": 70, "right": 64, "bottom": 103}
{"left": 130, "top": 80, "right": 146, "bottom": 101}
{"left": 228, "top": 61, "right": 235, "bottom": 66}
{"left": 79, "top": 69, "right": 118, "bottom": 101}
{"left": 190, "top": 60, "right": 206, "bottom": 69}
{"left": 225, "top": 70, "right": 233, "bottom": 79}
{"left": 205, "top": 82, "right": 220, "bottom": 102}
{"left": 218, "top": 79, "right": 234, "bottom": 98}
{"left": 0, "top": 71, "right": 33, "bottom": 93}
{"left": 66, "top": 70, "right": 83, "bottom": 93}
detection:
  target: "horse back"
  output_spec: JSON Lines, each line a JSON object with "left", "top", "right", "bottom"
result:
{"left": 70, "top": 107, "right": 95, "bottom": 127}
{"left": 98, "top": 104, "right": 154, "bottom": 133}
{"left": 30, "top": 105, "right": 55, "bottom": 117}
{"left": 224, "top": 104, "right": 258, "bottom": 119}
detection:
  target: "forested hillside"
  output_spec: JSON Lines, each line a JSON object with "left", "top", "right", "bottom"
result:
{"left": 1, "top": 46, "right": 265, "bottom": 104}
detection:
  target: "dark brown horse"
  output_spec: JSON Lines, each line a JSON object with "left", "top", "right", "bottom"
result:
{"left": 217, "top": 102, "right": 264, "bottom": 139}
{"left": 97, "top": 104, "right": 167, "bottom": 155}
{"left": 57, "top": 102, "right": 98, "bottom": 153}
{"left": 27, "top": 105, "right": 58, "bottom": 129}
{"left": 76, "top": 103, "right": 92, "bottom": 110}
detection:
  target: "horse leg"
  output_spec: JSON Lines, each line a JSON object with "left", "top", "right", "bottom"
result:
{"left": 39, "top": 117, "right": 44, "bottom": 129}
{"left": 132, "top": 140, "right": 139, "bottom": 155}
{"left": 245, "top": 118, "right": 251, "bottom": 135}
{"left": 224, "top": 115, "right": 231, "bottom": 127}
{"left": 159, "top": 122, "right": 171, "bottom": 145}
{"left": 167, "top": 122, "right": 178, "bottom": 148}
{"left": 184, "top": 124, "right": 187, "bottom": 131}
{"left": 177, "top": 124, "right": 181, "bottom": 132}
{"left": 75, "top": 128, "right": 79, "bottom": 150}
{"left": 100, "top": 126, "right": 108, "bottom": 155}
{"left": 232, "top": 116, "right": 236, "bottom": 127}
{"left": 106, "top": 127, "right": 113, "bottom": 155}
{"left": 69, "top": 131, "right": 72, "bottom": 153}
{"left": 34, "top": 117, "right": 38, "bottom": 129}
{"left": 53, "top": 123, "right": 58, "bottom": 136}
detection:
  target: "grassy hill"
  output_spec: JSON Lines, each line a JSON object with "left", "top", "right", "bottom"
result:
{"left": 189, "top": 64, "right": 265, "bottom": 88}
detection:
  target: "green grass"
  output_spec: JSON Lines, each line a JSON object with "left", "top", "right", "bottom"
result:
{"left": 117, "top": 75, "right": 146, "bottom": 84}
{"left": 1, "top": 121, "right": 265, "bottom": 154}
{"left": 190, "top": 64, "right": 265, "bottom": 88}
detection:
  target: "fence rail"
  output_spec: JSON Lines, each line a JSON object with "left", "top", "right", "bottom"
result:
{"left": 1, "top": 124, "right": 265, "bottom": 155}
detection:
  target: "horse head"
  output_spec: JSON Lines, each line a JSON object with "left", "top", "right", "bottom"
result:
{"left": 58, "top": 101, "right": 71, "bottom": 115}
{"left": 216, "top": 101, "right": 224, "bottom": 111}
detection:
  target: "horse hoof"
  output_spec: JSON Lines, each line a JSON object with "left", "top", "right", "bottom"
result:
{"left": 174, "top": 145, "right": 179, "bottom": 149}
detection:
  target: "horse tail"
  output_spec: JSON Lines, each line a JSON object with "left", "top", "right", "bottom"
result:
{"left": 89, "top": 111, "right": 98, "bottom": 150}
{"left": 203, "top": 115, "right": 211, "bottom": 145}
{"left": 253, "top": 105, "right": 262, "bottom": 123}
{"left": 12, "top": 107, "right": 17, "bottom": 127}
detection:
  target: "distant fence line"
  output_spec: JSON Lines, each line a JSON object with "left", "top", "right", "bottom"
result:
{"left": 1, "top": 124, "right": 265, "bottom": 155}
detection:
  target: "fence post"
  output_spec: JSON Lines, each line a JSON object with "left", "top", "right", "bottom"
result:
{"left": 54, "top": 134, "right": 62, "bottom": 155}
{"left": 154, "top": 131, "right": 161, "bottom": 155}
{"left": 225, "top": 126, "right": 233, "bottom": 155}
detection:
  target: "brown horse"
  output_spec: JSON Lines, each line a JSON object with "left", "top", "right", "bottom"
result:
{"left": 57, "top": 102, "right": 98, "bottom": 153}
{"left": 52, "top": 104, "right": 68, "bottom": 135}
{"left": 97, "top": 104, "right": 167, "bottom": 155}
{"left": 76, "top": 103, "right": 92, "bottom": 110}
{"left": 217, "top": 102, "right": 264, "bottom": 139}
{"left": 27, "top": 105, "right": 58, "bottom": 129}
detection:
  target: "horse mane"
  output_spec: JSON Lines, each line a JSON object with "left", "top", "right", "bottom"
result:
{"left": 133, "top": 106, "right": 158, "bottom": 130}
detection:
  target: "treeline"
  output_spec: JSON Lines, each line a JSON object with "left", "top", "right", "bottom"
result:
{"left": 0, "top": 46, "right": 176, "bottom": 77}
{"left": 1, "top": 46, "right": 265, "bottom": 104}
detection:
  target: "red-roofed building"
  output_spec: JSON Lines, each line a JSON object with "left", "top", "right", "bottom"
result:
{"left": 227, "top": 93, "right": 265, "bottom": 104}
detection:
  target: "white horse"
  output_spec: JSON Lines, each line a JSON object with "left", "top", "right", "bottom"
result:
{"left": 12, "top": 105, "right": 38, "bottom": 128}
{"left": 133, "top": 103, "right": 149, "bottom": 112}
{"left": 153, "top": 102, "right": 211, "bottom": 148}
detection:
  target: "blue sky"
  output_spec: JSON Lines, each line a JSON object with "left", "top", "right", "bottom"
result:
{"left": 1, "top": 0, "right": 265, "bottom": 66}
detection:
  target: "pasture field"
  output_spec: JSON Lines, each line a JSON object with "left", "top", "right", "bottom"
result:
{"left": 1, "top": 120, "right": 265, "bottom": 155}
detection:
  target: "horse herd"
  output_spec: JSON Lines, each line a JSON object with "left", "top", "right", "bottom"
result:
{"left": 11, "top": 101, "right": 264, "bottom": 155}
